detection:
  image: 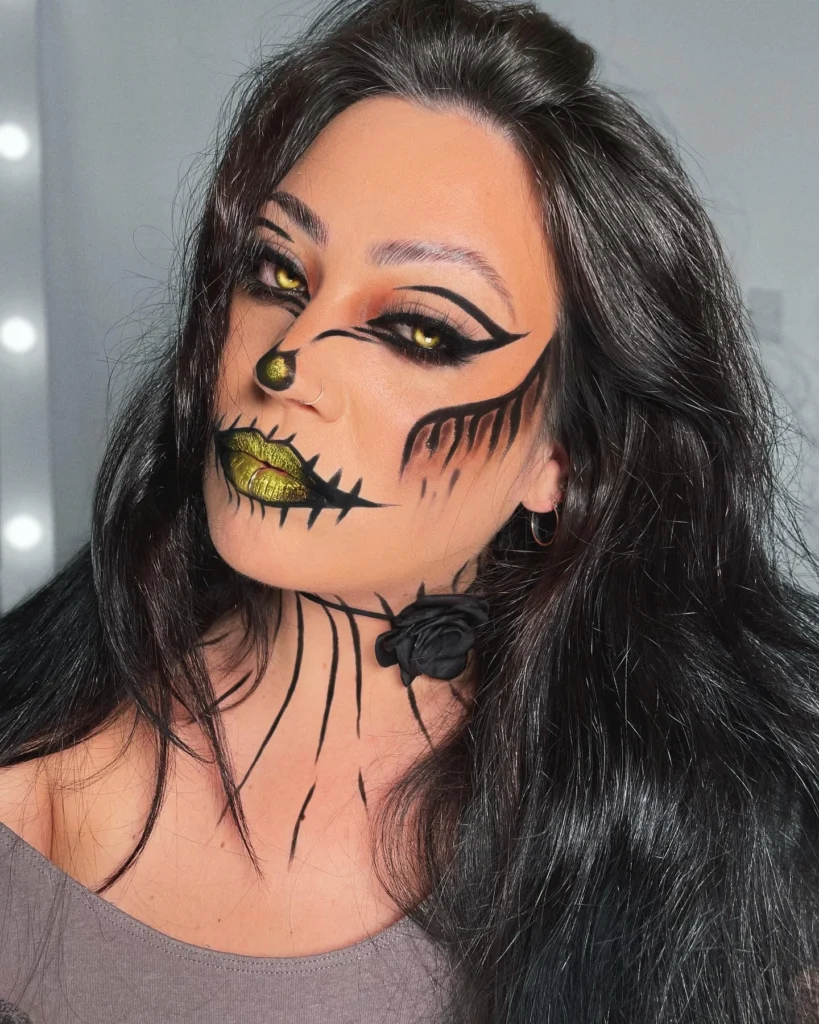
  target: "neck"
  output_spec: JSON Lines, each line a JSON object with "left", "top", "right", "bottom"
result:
{"left": 266, "top": 582, "right": 474, "bottom": 747}
{"left": 202, "top": 561, "right": 480, "bottom": 804}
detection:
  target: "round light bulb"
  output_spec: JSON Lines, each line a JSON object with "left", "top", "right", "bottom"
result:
{"left": 0, "top": 122, "right": 30, "bottom": 161}
{"left": 0, "top": 317, "right": 36, "bottom": 353}
{"left": 4, "top": 514, "right": 44, "bottom": 552}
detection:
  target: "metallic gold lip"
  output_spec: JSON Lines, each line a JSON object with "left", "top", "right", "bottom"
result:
{"left": 223, "top": 449, "right": 310, "bottom": 504}
{"left": 221, "top": 431, "right": 306, "bottom": 484}
{"left": 214, "top": 421, "right": 387, "bottom": 521}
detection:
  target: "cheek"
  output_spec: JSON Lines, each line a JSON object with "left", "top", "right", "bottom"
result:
{"left": 217, "top": 299, "right": 294, "bottom": 400}
{"left": 338, "top": 356, "right": 539, "bottom": 550}
{"left": 202, "top": 323, "right": 539, "bottom": 591}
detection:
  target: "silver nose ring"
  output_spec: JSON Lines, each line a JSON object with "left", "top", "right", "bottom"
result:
{"left": 300, "top": 382, "right": 323, "bottom": 406}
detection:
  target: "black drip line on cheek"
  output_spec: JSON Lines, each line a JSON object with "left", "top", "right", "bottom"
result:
{"left": 399, "top": 343, "right": 551, "bottom": 474}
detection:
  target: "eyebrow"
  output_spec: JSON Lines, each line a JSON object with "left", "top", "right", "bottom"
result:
{"left": 264, "top": 190, "right": 516, "bottom": 318}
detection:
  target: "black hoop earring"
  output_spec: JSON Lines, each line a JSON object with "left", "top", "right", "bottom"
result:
{"left": 530, "top": 506, "right": 559, "bottom": 547}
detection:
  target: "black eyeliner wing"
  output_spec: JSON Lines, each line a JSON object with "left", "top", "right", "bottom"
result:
{"left": 395, "top": 284, "right": 529, "bottom": 353}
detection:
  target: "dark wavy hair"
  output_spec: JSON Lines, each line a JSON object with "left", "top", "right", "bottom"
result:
{"left": 3, "top": 0, "right": 819, "bottom": 1020}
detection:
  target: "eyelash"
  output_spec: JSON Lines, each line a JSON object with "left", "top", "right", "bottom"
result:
{"left": 238, "top": 241, "right": 479, "bottom": 367}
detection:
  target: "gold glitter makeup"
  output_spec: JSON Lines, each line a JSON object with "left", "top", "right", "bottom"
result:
{"left": 213, "top": 420, "right": 385, "bottom": 524}
{"left": 222, "top": 433, "right": 310, "bottom": 502}
{"left": 256, "top": 347, "right": 297, "bottom": 391}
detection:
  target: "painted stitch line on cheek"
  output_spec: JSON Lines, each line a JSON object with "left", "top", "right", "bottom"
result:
{"left": 211, "top": 414, "right": 391, "bottom": 528}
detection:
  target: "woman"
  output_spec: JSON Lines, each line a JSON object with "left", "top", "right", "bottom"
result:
{"left": 2, "top": 0, "right": 818, "bottom": 1020}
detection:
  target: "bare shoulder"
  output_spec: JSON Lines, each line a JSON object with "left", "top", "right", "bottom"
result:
{"left": 0, "top": 705, "right": 145, "bottom": 863}
{"left": 0, "top": 754, "right": 55, "bottom": 857}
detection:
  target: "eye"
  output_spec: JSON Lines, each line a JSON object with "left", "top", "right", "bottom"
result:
{"left": 365, "top": 304, "right": 478, "bottom": 367}
{"left": 271, "top": 264, "right": 304, "bottom": 291}
{"left": 240, "top": 242, "right": 309, "bottom": 304}
{"left": 411, "top": 325, "right": 442, "bottom": 350}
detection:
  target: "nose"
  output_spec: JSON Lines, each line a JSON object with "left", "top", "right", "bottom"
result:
{"left": 253, "top": 290, "right": 360, "bottom": 424}
{"left": 252, "top": 279, "right": 364, "bottom": 415}
{"left": 254, "top": 339, "right": 329, "bottom": 411}
{"left": 255, "top": 343, "right": 297, "bottom": 393}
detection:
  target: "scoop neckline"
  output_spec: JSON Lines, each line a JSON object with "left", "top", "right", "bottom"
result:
{"left": 0, "top": 818, "right": 423, "bottom": 971}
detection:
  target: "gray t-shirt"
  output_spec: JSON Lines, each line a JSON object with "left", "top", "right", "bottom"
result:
{"left": 0, "top": 821, "right": 453, "bottom": 1023}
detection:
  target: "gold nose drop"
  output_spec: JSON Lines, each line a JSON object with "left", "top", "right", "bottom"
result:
{"left": 256, "top": 349, "right": 296, "bottom": 391}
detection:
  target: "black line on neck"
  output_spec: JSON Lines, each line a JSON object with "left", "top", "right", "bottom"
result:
{"left": 301, "top": 591, "right": 392, "bottom": 621}
{"left": 406, "top": 683, "right": 433, "bottom": 749}
{"left": 449, "top": 683, "right": 469, "bottom": 710}
{"left": 289, "top": 781, "right": 316, "bottom": 864}
{"left": 340, "top": 604, "right": 363, "bottom": 739}
{"left": 315, "top": 603, "right": 339, "bottom": 762}
{"left": 211, "top": 670, "right": 253, "bottom": 712}
{"left": 357, "top": 769, "right": 368, "bottom": 810}
{"left": 451, "top": 560, "right": 469, "bottom": 592}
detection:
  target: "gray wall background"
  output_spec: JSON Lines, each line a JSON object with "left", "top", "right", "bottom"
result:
{"left": 4, "top": 0, "right": 819, "bottom": 603}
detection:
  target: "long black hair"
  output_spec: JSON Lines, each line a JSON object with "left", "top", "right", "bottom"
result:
{"left": 3, "top": 0, "right": 819, "bottom": 1020}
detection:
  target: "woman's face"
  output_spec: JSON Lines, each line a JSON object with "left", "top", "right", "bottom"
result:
{"left": 203, "top": 96, "right": 563, "bottom": 603}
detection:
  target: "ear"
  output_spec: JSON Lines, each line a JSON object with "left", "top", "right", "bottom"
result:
{"left": 519, "top": 441, "right": 569, "bottom": 514}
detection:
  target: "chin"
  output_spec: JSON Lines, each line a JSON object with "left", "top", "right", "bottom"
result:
{"left": 205, "top": 506, "right": 317, "bottom": 592}
{"left": 204, "top": 501, "right": 379, "bottom": 599}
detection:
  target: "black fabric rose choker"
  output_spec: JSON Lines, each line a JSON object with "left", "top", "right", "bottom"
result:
{"left": 373, "top": 592, "right": 490, "bottom": 688}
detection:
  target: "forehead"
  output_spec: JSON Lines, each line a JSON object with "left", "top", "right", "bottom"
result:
{"left": 275, "top": 96, "right": 555, "bottom": 304}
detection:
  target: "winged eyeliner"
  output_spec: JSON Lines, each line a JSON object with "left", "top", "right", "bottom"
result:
{"left": 253, "top": 214, "right": 528, "bottom": 350}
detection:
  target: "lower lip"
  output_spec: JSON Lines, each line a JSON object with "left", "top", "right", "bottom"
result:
{"left": 225, "top": 450, "right": 310, "bottom": 503}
